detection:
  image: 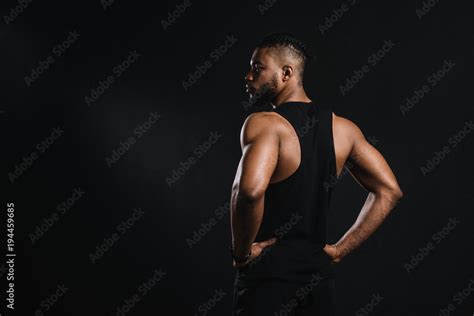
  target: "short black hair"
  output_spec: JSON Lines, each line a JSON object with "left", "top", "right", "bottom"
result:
{"left": 256, "top": 32, "right": 314, "bottom": 64}
{"left": 256, "top": 32, "right": 314, "bottom": 83}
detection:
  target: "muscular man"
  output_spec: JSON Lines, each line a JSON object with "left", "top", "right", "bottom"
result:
{"left": 229, "top": 33, "right": 403, "bottom": 315}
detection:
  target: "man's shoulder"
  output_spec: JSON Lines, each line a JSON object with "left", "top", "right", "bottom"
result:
{"left": 244, "top": 110, "right": 282, "bottom": 123}
{"left": 332, "top": 113, "right": 363, "bottom": 138}
{"left": 240, "top": 111, "right": 285, "bottom": 146}
{"left": 242, "top": 111, "right": 286, "bottom": 132}
{"left": 332, "top": 113, "right": 369, "bottom": 157}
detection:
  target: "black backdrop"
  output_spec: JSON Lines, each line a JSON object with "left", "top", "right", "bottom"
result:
{"left": 2, "top": 0, "right": 474, "bottom": 315}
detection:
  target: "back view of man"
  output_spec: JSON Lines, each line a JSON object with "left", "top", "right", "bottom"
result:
{"left": 229, "top": 33, "right": 403, "bottom": 315}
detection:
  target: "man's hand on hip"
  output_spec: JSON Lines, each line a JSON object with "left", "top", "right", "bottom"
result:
{"left": 323, "top": 244, "right": 342, "bottom": 264}
{"left": 233, "top": 237, "right": 278, "bottom": 269}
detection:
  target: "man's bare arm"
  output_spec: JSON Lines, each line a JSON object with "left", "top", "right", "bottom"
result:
{"left": 230, "top": 113, "right": 279, "bottom": 259}
{"left": 331, "top": 118, "right": 403, "bottom": 261}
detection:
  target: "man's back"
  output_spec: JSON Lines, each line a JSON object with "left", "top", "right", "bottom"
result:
{"left": 240, "top": 101, "right": 400, "bottom": 210}
{"left": 235, "top": 100, "right": 337, "bottom": 285}
{"left": 242, "top": 104, "right": 373, "bottom": 182}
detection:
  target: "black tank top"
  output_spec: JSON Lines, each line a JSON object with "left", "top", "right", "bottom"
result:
{"left": 235, "top": 100, "right": 337, "bottom": 286}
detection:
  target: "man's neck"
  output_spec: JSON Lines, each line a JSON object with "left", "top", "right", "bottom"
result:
{"left": 271, "top": 86, "right": 312, "bottom": 108}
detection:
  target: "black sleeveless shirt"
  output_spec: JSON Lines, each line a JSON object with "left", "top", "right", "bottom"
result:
{"left": 235, "top": 100, "right": 337, "bottom": 286}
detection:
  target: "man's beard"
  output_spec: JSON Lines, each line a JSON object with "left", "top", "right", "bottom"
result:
{"left": 248, "top": 75, "right": 278, "bottom": 109}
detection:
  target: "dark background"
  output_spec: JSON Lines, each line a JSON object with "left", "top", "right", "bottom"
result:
{"left": 2, "top": 0, "right": 473, "bottom": 315}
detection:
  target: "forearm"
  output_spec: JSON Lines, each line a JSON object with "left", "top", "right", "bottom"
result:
{"left": 230, "top": 191, "right": 264, "bottom": 258}
{"left": 334, "top": 191, "right": 400, "bottom": 259}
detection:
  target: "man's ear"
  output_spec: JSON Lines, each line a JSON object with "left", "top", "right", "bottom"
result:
{"left": 282, "top": 65, "right": 293, "bottom": 82}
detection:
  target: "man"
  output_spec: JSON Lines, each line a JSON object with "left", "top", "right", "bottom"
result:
{"left": 229, "top": 32, "right": 403, "bottom": 315}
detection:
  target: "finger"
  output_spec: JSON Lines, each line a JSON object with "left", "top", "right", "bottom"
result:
{"left": 260, "top": 237, "right": 278, "bottom": 248}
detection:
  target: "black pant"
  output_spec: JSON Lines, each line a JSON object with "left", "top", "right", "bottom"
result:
{"left": 232, "top": 276, "right": 336, "bottom": 316}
